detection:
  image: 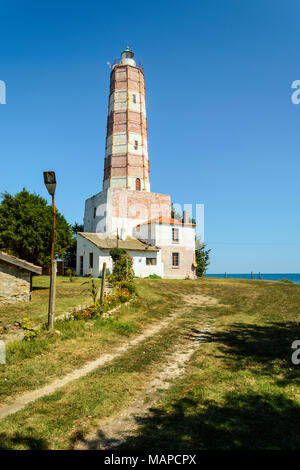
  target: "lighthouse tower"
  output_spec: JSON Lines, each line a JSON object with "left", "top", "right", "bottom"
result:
{"left": 83, "top": 47, "right": 171, "bottom": 236}
{"left": 79, "top": 47, "right": 197, "bottom": 279}
{"left": 103, "top": 47, "right": 150, "bottom": 192}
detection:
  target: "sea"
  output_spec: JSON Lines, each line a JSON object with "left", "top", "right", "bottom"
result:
{"left": 205, "top": 273, "right": 300, "bottom": 284}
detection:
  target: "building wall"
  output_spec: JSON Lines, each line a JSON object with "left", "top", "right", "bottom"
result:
{"left": 76, "top": 235, "right": 163, "bottom": 278}
{"left": 84, "top": 189, "right": 110, "bottom": 233}
{"left": 160, "top": 246, "right": 196, "bottom": 279}
{"left": 84, "top": 187, "right": 171, "bottom": 238}
{"left": 0, "top": 261, "right": 31, "bottom": 305}
{"left": 157, "top": 224, "right": 196, "bottom": 279}
{"left": 134, "top": 223, "right": 196, "bottom": 279}
{"left": 77, "top": 234, "right": 102, "bottom": 278}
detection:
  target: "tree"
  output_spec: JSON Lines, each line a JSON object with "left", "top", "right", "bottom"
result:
{"left": 0, "top": 189, "right": 73, "bottom": 267}
{"left": 64, "top": 222, "right": 84, "bottom": 269}
{"left": 195, "top": 237, "right": 211, "bottom": 277}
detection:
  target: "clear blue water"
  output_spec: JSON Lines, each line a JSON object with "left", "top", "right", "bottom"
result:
{"left": 206, "top": 273, "right": 300, "bottom": 284}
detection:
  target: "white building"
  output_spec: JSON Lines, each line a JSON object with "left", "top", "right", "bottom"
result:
{"left": 77, "top": 48, "right": 197, "bottom": 279}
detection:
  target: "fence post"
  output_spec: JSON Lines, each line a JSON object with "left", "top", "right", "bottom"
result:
{"left": 100, "top": 262, "right": 106, "bottom": 306}
{"left": 225, "top": 272, "right": 227, "bottom": 279}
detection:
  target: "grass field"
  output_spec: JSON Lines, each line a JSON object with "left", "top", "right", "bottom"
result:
{"left": 0, "top": 275, "right": 92, "bottom": 325}
{"left": 1, "top": 277, "right": 300, "bottom": 450}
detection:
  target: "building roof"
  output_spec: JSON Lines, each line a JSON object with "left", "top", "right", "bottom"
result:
{"left": 0, "top": 252, "right": 42, "bottom": 275}
{"left": 136, "top": 216, "right": 196, "bottom": 228}
{"left": 78, "top": 233, "right": 159, "bottom": 252}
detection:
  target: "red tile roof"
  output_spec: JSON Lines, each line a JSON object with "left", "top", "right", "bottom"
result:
{"left": 136, "top": 216, "right": 196, "bottom": 228}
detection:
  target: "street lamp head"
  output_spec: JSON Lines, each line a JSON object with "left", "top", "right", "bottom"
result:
{"left": 43, "top": 171, "right": 56, "bottom": 196}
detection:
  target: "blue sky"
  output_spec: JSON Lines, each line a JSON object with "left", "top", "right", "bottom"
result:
{"left": 0, "top": 0, "right": 299, "bottom": 273}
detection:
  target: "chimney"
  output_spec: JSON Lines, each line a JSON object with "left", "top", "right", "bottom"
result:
{"left": 183, "top": 210, "right": 189, "bottom": 225}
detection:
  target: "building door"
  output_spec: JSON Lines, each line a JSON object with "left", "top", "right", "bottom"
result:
{"left": 136, "top": 178, "right": 141, "bottom": 191}
{"left": 80, "top": 256, "right": 83, "bottom": 276}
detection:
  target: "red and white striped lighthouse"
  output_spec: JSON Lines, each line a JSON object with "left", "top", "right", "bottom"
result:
{"left": 103, "top": 47, "right": 150, "bottom": 192}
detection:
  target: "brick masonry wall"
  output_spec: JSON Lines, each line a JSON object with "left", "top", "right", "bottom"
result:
{"left": 104, "top": 63, "right": 149, "bottom": 191}
{"left": 161, "top": 246, "right": 196, "bottom": 279}
{"left": 0, "top": 261, "right": 31, "bottom": 305}
{"left": 112, "top": 188, "right": 171, "bottom": 220}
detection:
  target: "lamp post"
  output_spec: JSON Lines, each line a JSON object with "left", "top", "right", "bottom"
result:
{"left": 43, "top": 171, "right": 56, "bottom": 329}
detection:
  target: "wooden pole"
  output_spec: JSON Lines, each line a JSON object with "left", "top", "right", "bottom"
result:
{"left": 48, "top": 260, "right": 56, "bottom": 329}
{"left": 251, "top": 272, "right": 253, "bottom": 280}
{"left": 225, "top": 272, "right": 227, "bottom": 279}
{"left": 48, "top": 196, "right": 56, "bottom": 330}
{"left": 100, "top": 262, "right": 106, "bottom": 306}
{"left": 51, "top": 195, "right": 56, "bottom": 264}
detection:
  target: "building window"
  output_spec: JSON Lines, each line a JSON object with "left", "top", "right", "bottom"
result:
{"left": 133, "top": 94, "right": 136, "bottom": 103}
{"left": 93, "top": 207, "right": 96, "bottom": 218}
{"left": 172, "top": 253, "right": 179, "bottom": 267}
{"left": 146, "top": 258, "right": 157, "bottom": 266}
{"left": 172, "top": 228, "right": 179, "bottom": 242}
{"left": 134, "top": 140, "right": 138, "bottom": 150}
{"left": 136, "top": 178, "right": 141, "bottom": 191}
{"left": 80, "top": 256, "right": 83, "bottom": 276}
{"left": 89, "top": 252, "right": 93, "bottom": 269}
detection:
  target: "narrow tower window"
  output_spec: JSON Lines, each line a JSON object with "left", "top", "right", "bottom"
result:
{"left": 134, "top": 140, "right": 138, "bottom": 150}
{"left": 136, "top": 178, "right": 141, "bottom": 191}
{"left": 133, "top": 94, "right": 136, "bottom": 103}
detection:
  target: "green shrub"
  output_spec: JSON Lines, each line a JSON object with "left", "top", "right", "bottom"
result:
{"left": 109, "top": 247, "right": 126, "bottom": 261}
{"left": 115, "top": 279, "right": 136, "bottom": 294}
{"left": 110, "top": 253, "right": 134, "bottom": 284}
{"left": 146, "top": 274, "right": 162, "bottom": 279}
{"left": 22, "top": 318, "right": 41, "bottom": 342}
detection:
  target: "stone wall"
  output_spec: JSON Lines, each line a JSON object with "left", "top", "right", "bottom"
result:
{"left": 0, "top": 261, "right": 31, "bottom": 305}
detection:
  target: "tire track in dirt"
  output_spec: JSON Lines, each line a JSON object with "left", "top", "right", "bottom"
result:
{"left": 76, "top": 320, "right": 215, "bottom": 450}
{"left": 0, "top": 293, "right": 217, "bottom": 421}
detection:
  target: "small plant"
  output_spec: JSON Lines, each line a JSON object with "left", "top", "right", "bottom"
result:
{"left": 146, "top": 274, "right": 162, "bottom": 279}
{"left": 82, "top": 278, "right": 100, "bottom": 303}
{"left": 71, "top": 302, "right": 103, "bottom": 320}
{"left": 22, "top": 318, "right": 41, "bottom": 342}
{"left": 115, "top": 279, "right": 136, "bottom": 294}
{"left": 66, "top": 268, "right": 74, "bottom": 282}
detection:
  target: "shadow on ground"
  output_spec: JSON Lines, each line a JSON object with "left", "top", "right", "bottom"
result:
{"left": 71, "top": 321, "right": 300, "bottom": 450}
{"left": 70, "top": 392, "right": 300, "bottom": 450}
{"left": 186, "top": 321, "right": 300, "bottom": 383}
{"left": 0, "top": 433, "right": 49, "bottom": 450}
